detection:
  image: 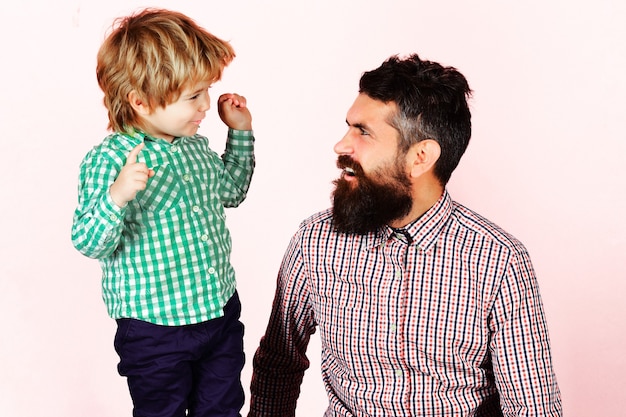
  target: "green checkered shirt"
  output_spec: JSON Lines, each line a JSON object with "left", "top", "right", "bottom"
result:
{"left": 71, "top": 129, "right": 255, "bottom": 325}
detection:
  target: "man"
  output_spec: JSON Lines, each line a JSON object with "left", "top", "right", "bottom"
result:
{"left": 248, "top": 54, "right": 561, "bottom": 416}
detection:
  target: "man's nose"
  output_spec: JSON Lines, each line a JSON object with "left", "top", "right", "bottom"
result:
{"left": 333, "top": 132, "right": 353, "bottom": 155}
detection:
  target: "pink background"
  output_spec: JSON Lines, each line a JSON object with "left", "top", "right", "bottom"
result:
{"left": 1, "top": 0, "right": 624, "bottom": 415}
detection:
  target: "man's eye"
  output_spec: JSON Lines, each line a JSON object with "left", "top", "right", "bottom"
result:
{"left": 360, "top": 128, "right": 369, "bottom": 135}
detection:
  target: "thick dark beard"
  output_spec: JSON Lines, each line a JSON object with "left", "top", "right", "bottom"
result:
{"left": 332, "top": 155, "right": 413, "bottom": 235}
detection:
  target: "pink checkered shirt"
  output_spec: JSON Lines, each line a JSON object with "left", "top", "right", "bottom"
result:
{"left": 249, "top": 191, "right": 561, "bottom": 417}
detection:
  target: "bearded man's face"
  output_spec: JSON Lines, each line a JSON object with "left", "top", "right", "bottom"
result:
{"left": 332, "top": 154, "right": 413, "bottom": 235}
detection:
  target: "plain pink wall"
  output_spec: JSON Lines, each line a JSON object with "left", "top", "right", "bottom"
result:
{"left": 1, "top": 0, "right": 624, "bottom": 415}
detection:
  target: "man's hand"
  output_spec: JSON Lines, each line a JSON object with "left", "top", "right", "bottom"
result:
{"left": 109, "top": 142, "right": 155, "bottom": 208}
{"left": 218, "top": 93, "right": 253, "bottom": 131}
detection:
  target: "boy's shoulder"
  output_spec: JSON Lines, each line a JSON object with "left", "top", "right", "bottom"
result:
{"left": 98, "top": 132, "right": 140, "bottom": 152}
{"left": 82, "top": 132, "right": 140, "bottom": 162}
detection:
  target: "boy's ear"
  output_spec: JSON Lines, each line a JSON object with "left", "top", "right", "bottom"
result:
{"left": 128, "top": 90, "right": 151, "bottom": 115}
{"left": 407, "top": 139, "right": 441, "bottom": 179}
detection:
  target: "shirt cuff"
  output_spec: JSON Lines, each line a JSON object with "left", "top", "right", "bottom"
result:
{"left": 101, "top": 190, "right": 126, "bottom": 224}
{"left": 227, "top": 128, "right": 255, "bottom": 153}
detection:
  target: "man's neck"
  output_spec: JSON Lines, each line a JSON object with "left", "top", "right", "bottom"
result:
{"left": 389, "top": 183, "right": 444, "bottom": 228}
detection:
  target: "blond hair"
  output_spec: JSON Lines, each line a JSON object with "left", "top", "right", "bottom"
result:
{"left": 96, "top": 8, "right": 235, "bottom": 133}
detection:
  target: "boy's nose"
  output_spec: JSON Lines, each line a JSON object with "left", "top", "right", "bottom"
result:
{"left": 199, "top": 95, "right": 210, "bottom": 112}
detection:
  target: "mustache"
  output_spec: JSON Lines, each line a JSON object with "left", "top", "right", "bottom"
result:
{"left": 336, "top": 155, "right": 365, "bottom": 177}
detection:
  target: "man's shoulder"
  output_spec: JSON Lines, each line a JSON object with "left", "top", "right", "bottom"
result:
{"left": 298, "top": 208, "right": 334, "bottom": 231}
{"left": 450, "top": 200, "right": 528, "bottom": 254}
{"left": 280, "top": 208, "right": 335, "bottom": 250}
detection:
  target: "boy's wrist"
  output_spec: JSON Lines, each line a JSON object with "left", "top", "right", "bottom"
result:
{"left": 228, "top": 127, "right": 254, "bottom": 135}
{"left": 109, "top": 184, "right": 128, "bottom": 208}
{"left": 101, "top": 189, "right": 126, "bottom": 223}
{"left": 228, "top": 123, "right": 252, "bottom": 131}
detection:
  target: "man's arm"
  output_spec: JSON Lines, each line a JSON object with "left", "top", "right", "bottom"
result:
{"left": 248, "top": 232, "right": 317, "bottom": 417}
{"left": 489, "top": 249, "right": 562, "bottom": 416}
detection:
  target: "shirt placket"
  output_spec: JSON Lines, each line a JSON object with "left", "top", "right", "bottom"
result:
{"left": 386, "top": 232, "right": 413, "bottom": 416}
{"left": 171, "top": 142, "right": 220, "bottom": 298}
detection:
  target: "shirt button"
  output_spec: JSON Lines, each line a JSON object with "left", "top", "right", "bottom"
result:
{"left": 390, "top": 324, "right": 397, "bottom": 331}
{"left": 109, "top": 214, "right": 118, "bottom": 221}
{"left": 170, "top": 145, "right": 179, "bottom": 153}
{"left": 192, "top": 205, "right": 200, "bottom": 213}
{"left": 395, "top": 271, "right": 402, "bottom": 279}
{"left": 395, "top": 370, "right": 403, "bottom": 377}
{"left": 201, "top": 234, "right": 209, "bottom": 241}
{"left": 208, "top": 267, "right": 216, "bottom": 274}
{"left": 182, "top": 174, "right": 191, "bottom": 182}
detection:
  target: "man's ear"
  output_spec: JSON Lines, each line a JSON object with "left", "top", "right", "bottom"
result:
{"left": 128, "top": 90, "right": 151, "bottom": 115}
{"left": 407, "top": 139, "right": 441, "bottom": 179}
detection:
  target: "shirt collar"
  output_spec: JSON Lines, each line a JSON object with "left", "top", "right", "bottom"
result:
{"left": 122, "top": 129, "right": 186, "bottom": 144}
{"left": 403, "top": 190, "right": 452, "bottom": 251}
{"left": 364, "top": 190, "right": 452, "bottom": 252}
{"left": 122, "top": 129, "right": 150, "bottom": 143}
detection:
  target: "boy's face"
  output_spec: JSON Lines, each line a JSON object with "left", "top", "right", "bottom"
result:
{"left": 139, "top": 80, "right": 212, "bottom": 142}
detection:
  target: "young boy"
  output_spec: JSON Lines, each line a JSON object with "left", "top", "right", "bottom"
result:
{"left": 71, "top": 8, "right": 255, "bottom": 417}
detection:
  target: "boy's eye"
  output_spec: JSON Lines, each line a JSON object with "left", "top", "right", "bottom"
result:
{"left": 188, "top": 88, "right": 210, "bottom": 101}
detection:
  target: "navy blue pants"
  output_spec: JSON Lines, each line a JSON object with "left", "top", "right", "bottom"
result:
{"left": 114, "top": 292, "right": 245, "bottom": 417}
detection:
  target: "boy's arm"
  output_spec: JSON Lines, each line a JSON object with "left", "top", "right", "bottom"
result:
{"left": 72, "top": 142, "right": 154, "bottom": 259}
{"left": 217, "top": 92, "right": 255, "bottom": 207}
{"left": 220, "top": 128, "right": 255, "bottom": 207}
{"left": 71, "top": 149, "right": 126, "bottom": 259}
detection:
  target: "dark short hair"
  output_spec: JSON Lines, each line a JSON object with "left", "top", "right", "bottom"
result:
{"left": 359, "top": 54, "right": 472, "bottom": 185}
